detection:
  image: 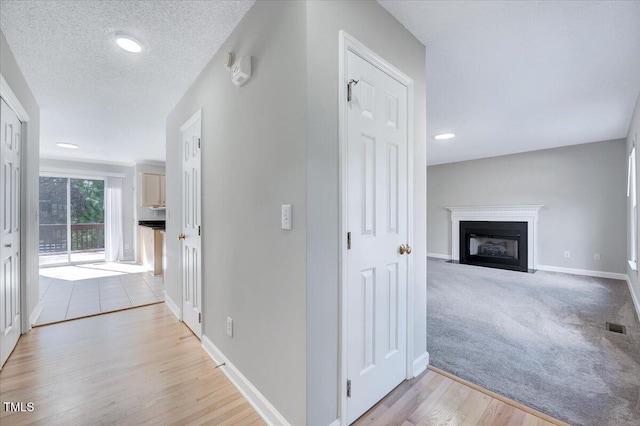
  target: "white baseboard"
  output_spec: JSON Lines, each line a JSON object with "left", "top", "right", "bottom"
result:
{"left": 626, "top": 275, "right": 640, "bottom": 322}
{"left": 29, "top": 301, "right": 44, "bottom": 327}
{"left": 412, "top": 351, "right": 430, "bottom": 377}
{"left": 427, "top": 252, "right": 451, "bottom": 260}
{"left": 536, "top": 265, "right": 627, "bottom": 281}
{"left": 327, "top": 420, "right": 341, "bottom": 426}
{"left": 201, "top": 335, "right": 290, "bottom": 426}
{"left": 163, "top": 290, "right": 181, "bottom": 320}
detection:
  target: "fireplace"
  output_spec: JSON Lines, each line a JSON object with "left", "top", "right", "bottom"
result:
{"left": 459, "top": 221, "right": 528, "bottom": 272}
{"left": 447, "top": 205, "right": 542, "bottom": 271}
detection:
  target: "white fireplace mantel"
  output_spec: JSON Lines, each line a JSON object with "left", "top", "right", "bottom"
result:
{"left": 447, "top": 205, "right": 543, "bottom": 269}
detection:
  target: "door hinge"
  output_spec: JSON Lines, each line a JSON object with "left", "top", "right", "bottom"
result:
{"left": 347, "top": 79, "right": 359, "bottom": 102}
{"left": 198, "top": 138, "right": 201, "bottom": 149}
{"left": 347, "top": 232, "right": 351, "bottom": 250}
{"left": 198, "top": 225, "right": 201, "bottom": 236}
{"left": 347, "top": 379, "right": 352, "bottom": 398}
{"left": 199, "top": 313, "right": 202, "bottom": 323}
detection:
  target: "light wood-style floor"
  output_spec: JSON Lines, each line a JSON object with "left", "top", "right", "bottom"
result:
{"left": 355, "top": 367, "right": 568, "bottom": 426}
{"left": 0, "top": 303, "right": 264, "bottom": 425}
{"left": 1, "top": 303, "right": 567, "bottom": 426}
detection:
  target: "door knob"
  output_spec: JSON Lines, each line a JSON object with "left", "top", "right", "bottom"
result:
{"left": 399, "top": 244, "right": 412, "bottom": 255}
{"left": 178, "top": 234, "right": 186, "bottom": 240}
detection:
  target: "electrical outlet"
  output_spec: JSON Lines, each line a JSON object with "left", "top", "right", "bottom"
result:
{"left": 594, "top": 253, "right": 601, "bottom": 261}
{"left": 564, "top": 251, "right": 571, "bottom": 258}
{"left": 226, "top": 317, "right": 233, "bottom": 337}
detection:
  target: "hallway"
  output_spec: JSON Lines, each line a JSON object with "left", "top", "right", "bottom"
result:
{"left": 0, "top": 304, "right": 263, "bottom": 425}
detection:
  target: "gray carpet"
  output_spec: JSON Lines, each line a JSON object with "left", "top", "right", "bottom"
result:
{"left": 427, "top": 258, "right": 640, "bottom": 426}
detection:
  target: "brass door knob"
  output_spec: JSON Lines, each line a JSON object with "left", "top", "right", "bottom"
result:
{"left": 178, "top": 233, "right": 186, "bottom": 240}
{"left": 399, "top": 244, "right": 412, "bottom": 255}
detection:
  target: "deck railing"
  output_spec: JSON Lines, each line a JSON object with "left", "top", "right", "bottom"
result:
{"left": 39, "top": 223, "right": 105, "bottom": 253}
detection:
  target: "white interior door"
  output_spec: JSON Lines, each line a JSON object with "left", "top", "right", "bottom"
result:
{"left": 1, "top": 98, "right": 22, "bottom": 368}
{"left": 181, "top": 112, "right": 202, "bottom": 338}
{"left": 346, "top": 51, "right": 410, "bottom": 423}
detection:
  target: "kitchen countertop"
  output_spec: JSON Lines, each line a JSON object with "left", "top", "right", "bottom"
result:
{"left": 138, "top": 220, "right": 166, "bottom": 230}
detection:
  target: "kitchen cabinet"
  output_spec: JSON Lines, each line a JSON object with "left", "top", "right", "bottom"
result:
{"left": 140, "top": 173, "right": 166, "bottom": 207}
{"left": 138, "top": 225, "right": 164, "bottom": 275}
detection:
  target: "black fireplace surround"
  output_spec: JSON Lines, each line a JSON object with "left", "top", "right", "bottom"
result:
{"left": 459, "top": 221, "right": 528, "bottom": 272}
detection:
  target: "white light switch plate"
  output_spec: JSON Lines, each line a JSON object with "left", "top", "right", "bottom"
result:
{"left": 281, "top": 204, "right": 292, "bottom": 230}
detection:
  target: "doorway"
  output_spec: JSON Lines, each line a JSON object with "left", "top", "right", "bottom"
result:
{"left": 339, "top": 32, "right": 415, "bottom": 424}
{"left": 0, "top": 98, "right": 22, "bottom": 368}
{"left": 179, "top": 109, "right": 202, "bottom": 338}
{"left": 38, "top": 176, "right": 105, "bottom": 266}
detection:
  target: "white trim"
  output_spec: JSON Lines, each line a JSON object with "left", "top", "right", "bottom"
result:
{"left": 427, "top": 252, "right": 451, "bottom": 260}
{"left": 40, "top": 166, "right": 125, "bottom": 179}
{"left": 327, "top": 420, "right": 341, "bottom": 426}
{"left": 536, "top": 264, "right": 628, "bottom": 281}
{"left": 0, "top": 74, "right": 30, "bottom": 122}
{"left": 628, "top": 260, "right": 638, "bottom": 271}
{"left": 29, "top": 301, "right": 44, "bottom": 328}
{"left": 164, "top": 290, "right": 181, "bottom": 320}
{"left": 338, "top": 31, "right": 415, "bottom": 425}
{"left": 447, "top": 205, "right": 543, "bottom": 269}
{"left": 40, "top": 154, "right": 136, "bottom": 168}
{"left": 180, "top": 108, "right": 202, "bottom": 132}
{"left": 201, "top": 335, "right": 290, "bottom": 426}
{"left": 625, "top": 275, "right": 640, "bottom": 322}
{"left": 412, "top": 351, "right": 430, "bottom": 377}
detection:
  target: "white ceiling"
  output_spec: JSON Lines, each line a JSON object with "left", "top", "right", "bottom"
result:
{"left": 0, "top": 0, "right": 254, "bottom": 165}
{"left": 1, "top": 1, "right": 639, "bottom": 166}
{"left": 379, "top": 0, "right": 640, "bottom": 165}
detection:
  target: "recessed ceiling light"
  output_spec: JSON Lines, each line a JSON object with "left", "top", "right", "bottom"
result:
{"left": 56, "top": 142, "right": 79, "bottom": 149}
{"left": 115, "top": 33, "right": 143, "bottom": 53}
{"left": 434, "top": 133, "right": 455, "bottom": 140}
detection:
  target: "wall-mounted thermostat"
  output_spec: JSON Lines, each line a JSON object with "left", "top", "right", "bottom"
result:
{"left": 232, "top": 56, "right": 251, "bottom": 87}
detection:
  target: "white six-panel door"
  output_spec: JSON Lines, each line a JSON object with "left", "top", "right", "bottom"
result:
{"left": 0, "top": 98, "right": 22, "bottom": 368}
{"left": 346, "top": 50, "right": 409, "bottom": 423}
{"left": 181, "top": 112, "right": 202, "bottom": 338}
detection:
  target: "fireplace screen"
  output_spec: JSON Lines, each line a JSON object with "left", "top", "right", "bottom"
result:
{"left": 459, "top": 221, "right": 528, "bottom": 272}
{"left": 469, "top": 235, "right": 518, "bottom": 260}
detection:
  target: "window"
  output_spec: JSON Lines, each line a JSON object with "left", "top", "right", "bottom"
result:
{"left": 629, "top": 135, "right": 638, "bottom": 271}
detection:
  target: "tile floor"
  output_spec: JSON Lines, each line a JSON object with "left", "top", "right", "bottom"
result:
{"left": 37, "top": 262, "right": 164, "bottom": 325}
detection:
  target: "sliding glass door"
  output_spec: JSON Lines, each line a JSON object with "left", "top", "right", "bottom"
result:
{"left": 39, "top": 176, "right": 105, "bottom": 266}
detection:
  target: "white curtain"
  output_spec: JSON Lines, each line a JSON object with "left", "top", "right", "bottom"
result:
{"left": 105, "top": 177, "right": 124, "bottom": 262}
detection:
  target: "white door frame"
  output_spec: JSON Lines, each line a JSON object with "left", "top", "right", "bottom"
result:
{"left": 337, "top": 31, "right": 415, "bottom": 424}
{"left": 0, "top": 74, "right": 31, "bottom": 336}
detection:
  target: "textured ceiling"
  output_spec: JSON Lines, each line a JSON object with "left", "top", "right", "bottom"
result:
{"left": 2, "top": 1, "right": 639, "bottom": 166}
{"left": 379, "top": 0, "right": 640, "bottom": 165}
{"left": 0, "top": 0, "right": 254, "bottom": 165}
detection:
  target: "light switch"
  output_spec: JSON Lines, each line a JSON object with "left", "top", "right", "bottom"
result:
{"left": 281, "top": 204, "right": 292, "bottom": 230}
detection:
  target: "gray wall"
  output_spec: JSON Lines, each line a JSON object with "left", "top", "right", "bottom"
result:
{"left": 305, "top": 1, "right": 427, "bottom": 424}
{"left": 39, "top": 158, "right": 136, "bottom": 261}
{"left": 428, "top": 140, "right": 627, "bottom": 274}
{"left": 627, "top": 92, "right": 640, "bottom": 310}
{"left": 166, "top": 1, "right": 427, "bottom": 423}
{"left": 1, "top": 29, "right": 40, "bottom": 324}
{"left": 165, "top": 1, "right": 307, "bottom": 424}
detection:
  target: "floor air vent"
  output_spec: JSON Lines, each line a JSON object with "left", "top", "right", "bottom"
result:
{"left": 605, "top": 322, "right": 627, "bottom": 334}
